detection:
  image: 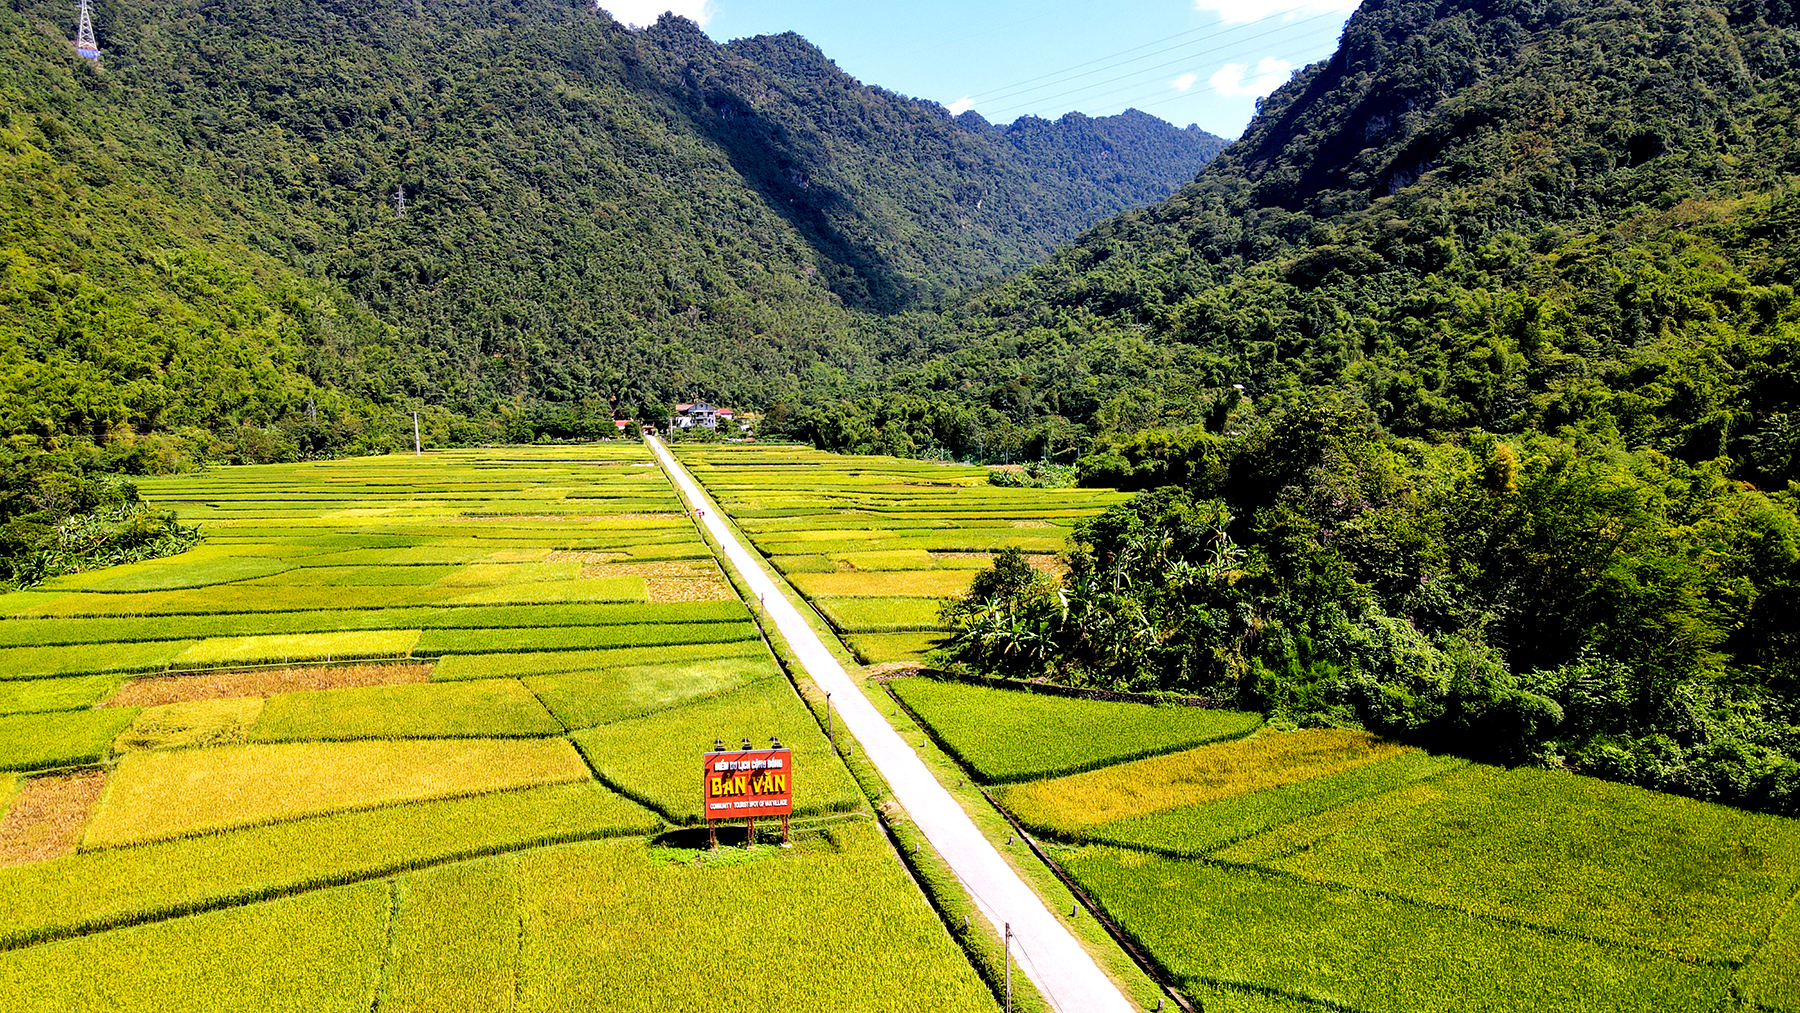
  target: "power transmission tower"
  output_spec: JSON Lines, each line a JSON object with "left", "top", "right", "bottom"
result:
{"left": 73, "top": 0, "right": 100, "bottom": 61}
{"left": 395, "top": 185, "right": 406, "bottom": 217}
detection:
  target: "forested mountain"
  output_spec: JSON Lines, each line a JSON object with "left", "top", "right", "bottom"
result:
{"left": 0, "top": 0, "right": 1222, "bottom": 443}
{"left": 840, "top": 0, "right": 1800, "bottom": 814}
{"left": 0, "top": 0, "right": 1221, "bottom": 577}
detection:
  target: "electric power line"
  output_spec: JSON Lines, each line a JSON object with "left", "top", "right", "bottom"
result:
{"left": 970, "top": 1, "right": 1335, "bottom": 107}
{"left": 986, "top": 8, "right": 1347, "bottom": 117}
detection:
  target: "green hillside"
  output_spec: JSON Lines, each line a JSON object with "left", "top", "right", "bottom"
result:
{"left": 0, "top": 0, "right": 1221, "bottom": 579}
{"left": 867, "top": 0, "right": 1800, "bottom": 815}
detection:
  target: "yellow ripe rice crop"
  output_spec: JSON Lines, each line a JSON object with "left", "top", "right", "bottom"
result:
{"left": 83, "top": 738, "right": 591, "bottom": 847}
{"left": 115, "top": 699, "right": 265, "bottom": 751}
{"left": 173, "top": 630, "right": 421, "bottom": 668}
{"left": 998, "top": 728, "right": 1404, "bottom": 832}
{"left": 788, "top": 570, "right": 974, "bottom": 598}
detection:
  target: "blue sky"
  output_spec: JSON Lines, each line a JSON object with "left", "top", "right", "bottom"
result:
{"left": 596, "top": 0, "right": 1357, "bottom": 139}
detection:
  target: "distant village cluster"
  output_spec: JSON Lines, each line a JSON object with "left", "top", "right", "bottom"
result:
{"left": 617, "top": 401, "right": 753, "bottom": 439}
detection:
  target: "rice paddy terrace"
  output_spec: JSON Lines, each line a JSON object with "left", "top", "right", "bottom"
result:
{"left": 5, "top": 440, "right": 1799, "bottom": 1012}
{"left": 0, "top": 446, "right": 993, "bottom": 1011}
{"left": 892, "top": 677, "right": 1800, "bottom": 1013}
{"left": 670, "top": 444, "right": 1129, "bottom": 666}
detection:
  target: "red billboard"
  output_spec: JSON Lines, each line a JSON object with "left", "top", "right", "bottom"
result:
{"left": 702, "top": 746, "right": 793, "bottom": 820}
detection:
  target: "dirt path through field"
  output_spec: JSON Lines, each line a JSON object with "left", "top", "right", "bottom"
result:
{"left": 648, "top": 436, "right": 1137, "bottom": 1013}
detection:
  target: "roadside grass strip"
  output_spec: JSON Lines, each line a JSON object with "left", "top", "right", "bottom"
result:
{"left": 411, "top": 621, "right": 757, "bottom": 657}
{"left": 1059, "top": 848, "right": 1728, "bottom": 1012}
{"left": 571, "top": 678, "right": 861, "bottom": 822}
{"left": 1738, "top": 894, "right": 1800, "bottom": 1010}
{"left": 0, "top": 783, "right": 657, "bottom": 949}
{"left": 1215, "top": 764, "right": 1800, "bottom": 964}
{"left": 83, "top": 738, "right": 591, "bottom": 847}
{"left": 503, "top": 820, "right": 994, "bottom": 1011}
{"left": 787, "top": 570, "right": 975, "bottom": 598}
{"left": 0, "top": 710, "right": 139, "bottom": 771}
{"left": 0, "top": 676, "right": 119, "bottom": 715}
{"left": 0, "top": 882, "right": 390, "bottom": 1013}
{"left": 431, "top": 640, "right": 766, "bottom": 681}
{"left": 526, "top": 656, "right": 782, "bottom": 730}
{"left": 998, "top": 729, "right": 1405, "bottom": 835}
{"left": 813, "top": 596, "right": 944, "bottom": 633}
{"left": 0, "top": 642, "right": 194, "bottom": 681}
{"left": 250, "top": 680, "right": 562, "bottom": 741}
{"left": 172, "top": 630, "right": 421, "bottom": 668}
{"left": 1086, "top": 749, "right": 1467, "bottom": 857}
{"left": 115, "top": 699, "right": 265, "bottom": 751}
{"left": 848, "top": 632, "right": 947, "bottom": 664}
{"left": 893, "top": 677, "right": 1264, "bottom": 784}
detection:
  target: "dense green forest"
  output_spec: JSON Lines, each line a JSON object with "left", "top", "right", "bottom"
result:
{"left": 891, "top": 0, "right": 1800, "bottom": 815}
{"left": 0, "top": 0, "right": 1222, "bottom": 581}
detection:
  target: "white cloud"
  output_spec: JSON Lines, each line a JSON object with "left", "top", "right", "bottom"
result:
{"left": 1193, "top": 0, "right": 1356, "bottom": 24}
{"left": 598, "top": 0, "right": 712, "bottom": 28}
{"left": 1210, "top": 57, "right": 1292, "bottom": 98}
{"left": 1171, "top": 72, "right": 1200, "bottom": 92}
{"left": 946, "top": 96, "right": 976, "bottom": 115}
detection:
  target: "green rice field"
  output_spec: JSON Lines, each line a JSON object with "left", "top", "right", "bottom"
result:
{"left": 0, "top": 446, "right": 997, "bottom": 1010}
{"left": 673, "top": 444, "right": 1127, "bottom": 665}
{"left": 906, "top": 677, "right": 1800, "bottom": 1012}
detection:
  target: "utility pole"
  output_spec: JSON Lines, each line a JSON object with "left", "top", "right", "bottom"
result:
{"left": 413, "top": 411, "right": 421, "bottom": 455}
{"left": 825, "top": 693, "right": 834, "bottom": 753}
{"left": 1004, "top": 923, "right": 1012, "bottom": 1013}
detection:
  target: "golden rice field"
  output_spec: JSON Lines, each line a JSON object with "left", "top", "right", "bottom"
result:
{"left": 0, "top": 445, "right": 997, "bottom": 1011}
{"left": 671, "top": 443, "right": 1128, "bottom": 665}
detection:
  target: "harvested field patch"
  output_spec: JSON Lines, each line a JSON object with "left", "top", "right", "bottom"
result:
{"left": 251, "top": 679, "right": 561, "bottom": 741}
{"left": 645, "top": 576, "right": 735, "bottom": 602}
{"left": 0, "top": 709, "right": 139, "bottom": 771}
{"left": 83, "top": 737, "right": 591, "bottom": 847}
{"left": 0, "top": 675, "right": 119, "bottom": 715}
{"left": 581, "top": 559, "right": 717, "bottom": 579}
{"left": 998, "top": 728, "right": 1403, "bottom": 833}
{"left": 0, "top": 782, "right": 656, "bottom": 949}
{"left": 894, "top": 677, "right": 1263, "bottom": 784}
{"left": 0, "top": 882, "right": 389, "bottom": 1013}
{"left": 115, "top": 699, "right": 264, "bottom": 751}
{"left": 0, "top": 770, "right": 107, "bottom": 866}
{"left": 105, "top": 663, "right": 433, "bottom": 707}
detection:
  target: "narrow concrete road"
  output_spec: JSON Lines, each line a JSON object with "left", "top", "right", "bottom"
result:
{"left": 649, "top": 437, "right": 1137, "bottom": 1013}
